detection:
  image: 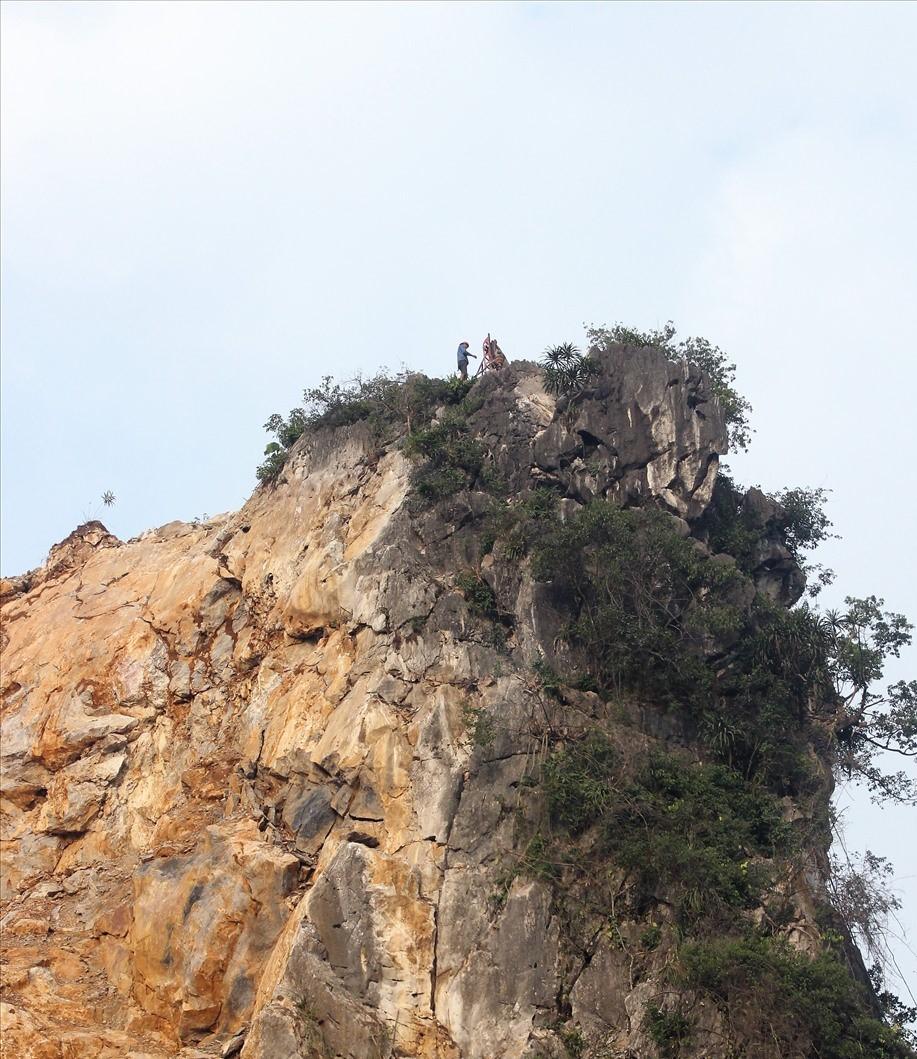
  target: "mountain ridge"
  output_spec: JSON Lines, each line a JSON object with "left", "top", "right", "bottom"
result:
{"left": 1, "top": 341, "right": 912, "bottom": 1058}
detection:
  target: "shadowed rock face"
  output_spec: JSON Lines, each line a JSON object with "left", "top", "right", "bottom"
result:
{"left": 1, "top": 346, "right": 819, "bottom": 1058}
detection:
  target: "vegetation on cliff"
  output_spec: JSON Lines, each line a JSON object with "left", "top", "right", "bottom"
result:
{"left": 586, "top": 320, "right": 754, "bottom": 451}
{"left": 252, "top": 324, "right": 915, "bottom": 1056}
{"left": 9, "top": 323, "right": 915, "bottom": 1059}
{"left": 257, "top": 371, "right": 473, "bottom": 483}
{"left": 538, "top": 736, "right": 914, "bottom": 1057}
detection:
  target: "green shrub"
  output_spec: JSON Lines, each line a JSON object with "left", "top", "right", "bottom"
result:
{"left": 404, "top": 403, "right": 493, "bottom": 509}
{"left": 257, "top": 370, "right": 473, "bottom": 483}
{"left": 603, "top": 754, "right": 793, "bottom": 926}
{"left": 678, "top": 932, "right": 914, "bottom": 1058}
{"left": 405, "top": 418, "right": 486, "bottom": 475}
{"left": 704, "top": 597, "right": 832, "bottom": 788}
{"left": 462, "top": 702, "right": 496, "bottom": 751}
{"left": 702, "top": 590, "right": 916, "bottom": 804}
{"left": 639, "top": 923, "right": 663, "bottom": 950}
{"left": 297, "top": 372, "right": 472, "bottom": 433}
{"left": 558, "top": 1025, "right": 586, "bottom": 1058}
{"left": 529, "top": 499, "right": 841, "bottom": 791}
{"left": 455, "top": 571, "right": 499, "bottom": 621}
{"left": 541, "top": 739, "right": 793, "bottom": 927}
{"left": 542, "top": 733, "right": 618, "bottom": 834}
{"left": 256, "top": 442, "right": 291, "bottom": 484}
{"left": 644, "top": 1005, "right": 690, "bottom": 1057}
{"left": 479, "top": 487, "right": 561, "bottom": 560}
{"left": 410, "top": 465, "right": 469, "bottom": 506}
{"left": 531, "top": 501, "right": 740, "bottom": 704}
{"left": 532, "top": 658, "right": 565, "bottom": 698}
{"left": 695, "top": 473, "right": 760, "bottom": 567}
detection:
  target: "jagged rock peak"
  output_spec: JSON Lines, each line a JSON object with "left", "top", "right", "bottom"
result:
{"left": 1, "top": 346, "right": 864, "bottom": 1059}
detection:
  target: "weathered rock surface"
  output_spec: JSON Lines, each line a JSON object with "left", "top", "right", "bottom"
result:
{"left": 1, "top": 346, "right": 812, "bottom": 1057}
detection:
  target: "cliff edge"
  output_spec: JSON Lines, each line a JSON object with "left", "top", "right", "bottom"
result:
{"left": 0, "top": 344, "right": 906, "bottom": 1058}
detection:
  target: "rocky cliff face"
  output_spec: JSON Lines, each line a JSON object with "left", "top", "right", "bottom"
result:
{"left": 0, "top": 347, "right": 857, "bottom": 1058}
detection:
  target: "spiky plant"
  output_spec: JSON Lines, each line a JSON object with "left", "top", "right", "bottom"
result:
{"left": 541, "top": 342, "right": 599, "bottom": 398}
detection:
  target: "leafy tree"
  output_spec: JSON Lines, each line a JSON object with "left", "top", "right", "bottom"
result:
{"left": 828, "top": 849, "right": 903, "bottom": 971}
{"left": 869, "top": 965, "right": 917, "bottom": 1050}
{"left": 698, "top": 475, "right": 837, "bottom": 597}
{"left": 775, "top": 485, "right": 838, "bottom": 597}
{"left": 824, "top": 596, "right": 916, "bottom": 803}
{"left": 775, "top": 486, "right": 836, "bottom": 560}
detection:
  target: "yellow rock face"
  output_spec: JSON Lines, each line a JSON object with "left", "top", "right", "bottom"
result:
{"left": 1, "top": 428, "right": 441, "bottom": 1056}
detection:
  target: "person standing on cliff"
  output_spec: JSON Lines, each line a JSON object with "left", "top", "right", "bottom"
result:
{"left": 456, "top": 341, "right": 475, "bottom": 380}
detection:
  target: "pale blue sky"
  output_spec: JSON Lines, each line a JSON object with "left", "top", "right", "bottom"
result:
{"left": 2, "top": 0, "right": 915, "bottom": 1000}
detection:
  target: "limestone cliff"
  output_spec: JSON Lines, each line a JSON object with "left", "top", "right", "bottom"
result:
{"left": 0, "top": 346, "right": 901, "bottom": 1058}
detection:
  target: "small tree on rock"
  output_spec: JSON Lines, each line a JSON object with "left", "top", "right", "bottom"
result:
{"left": 541, "top": 342, "right": 599, "bottom": 401}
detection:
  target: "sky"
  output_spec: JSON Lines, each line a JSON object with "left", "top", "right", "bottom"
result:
{"left": 2, "top": 0, "right": 915, "bottom": 1003}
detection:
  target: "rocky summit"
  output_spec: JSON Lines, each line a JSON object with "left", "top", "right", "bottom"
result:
{"left": 0, "top": 343, "right": 904, "bottom": 1058}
